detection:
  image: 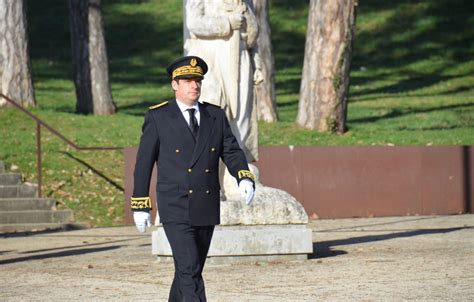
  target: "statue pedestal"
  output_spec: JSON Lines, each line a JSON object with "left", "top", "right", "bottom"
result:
{"left": 152, "top": 224, "right": 312, "bottom": 264}
{"left": 151, "top": 165, "right": 314, "bottom": 263}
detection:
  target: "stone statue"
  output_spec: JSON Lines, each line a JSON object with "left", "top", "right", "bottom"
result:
{"left": 220, "top": 164, "right": 308, "bottom": 225}
{"left": 180, "top": 0, "right": 310, "bottom": 226}
{"left": 183, "top": 0, "right": 262, "bottom": 162}
{"left": 152, "top": 1, "right": 313, "bottom": 261}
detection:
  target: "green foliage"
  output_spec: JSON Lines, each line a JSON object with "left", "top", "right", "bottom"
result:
{"left": 266, "top": 0, "right": 474, "bottom": 145}
{"left": 0, "top": 0, "right": 472, "bottom": 226}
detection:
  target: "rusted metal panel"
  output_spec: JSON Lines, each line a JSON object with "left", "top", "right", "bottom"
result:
{"left": 419, "top": 147, "right": 465, "bottom": 215}
{"left": 124, "top": 147, "right": 157, "bottom": 225}
{"left": 124, "top": 146, "right": 473, "bottom": 224}
{"left": 256, "top": 146, "right": 469, "bottom": 219}
{"left": 466, "top": 146, "right": 474, "bottom": 213}
{"left": 302, "top": 146, "right": 422, "bottom": 218}
{"left": 124, "top": 148, "right": 134, "bottom": 225}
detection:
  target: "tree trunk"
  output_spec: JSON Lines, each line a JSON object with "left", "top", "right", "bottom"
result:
{"left": 69, "top": 0, "right": 92, "bottom": 113}
{"left": 296, "top": 0, "right": 357, "bottom": 133}
{"left": 252, "top": 0, "right": 277, "bottom": 122}
{"left": 68, "top": 0, "right": 116, "bottom": 115}
{"left": 0, "top": 0, "right": 35, "bottom": 107}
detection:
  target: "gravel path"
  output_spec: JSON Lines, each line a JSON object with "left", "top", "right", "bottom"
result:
{"left": 1, "top": 214, "right": 473, "bottom": 301}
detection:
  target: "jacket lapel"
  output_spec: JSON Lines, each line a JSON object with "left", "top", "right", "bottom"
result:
{"left": 190, "top": 103, "right": 215, "bottom": 167}
{"left": 166, "top": 100, "right": 196, "bottom": 145}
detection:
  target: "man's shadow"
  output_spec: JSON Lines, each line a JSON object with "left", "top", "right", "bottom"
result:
{"left": 309, "top": 226, "right": 472, "bottom": 259}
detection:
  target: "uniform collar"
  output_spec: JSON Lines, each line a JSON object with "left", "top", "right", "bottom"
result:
{"left": 176, "top": 99, "right": 200, "bottom": 114}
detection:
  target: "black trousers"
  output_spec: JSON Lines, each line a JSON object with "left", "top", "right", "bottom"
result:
{"left": 162, "top": 222, "right": 215, "bottom": 302}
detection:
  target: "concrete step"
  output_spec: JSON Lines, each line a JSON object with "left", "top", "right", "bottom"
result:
{"left": 0, "top": 173, "right": 22, "bottom": 185}
{"left": 0, "top": 223, "right": 85, "bottom": 234}
{"left": 0, "top": 161, "right": 4, "bottom": 173}
{"left": 0, "top": 184, "right": 37, "bottom": 198}
{"left": 0, "top": 198, "right": 56, "bottom": 211}
{"left": 0, "top": 210, "right": 74, "bottom": 224}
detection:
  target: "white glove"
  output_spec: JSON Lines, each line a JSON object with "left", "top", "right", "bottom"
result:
{"left": 239, "top": 179, "right": 255, "bottom": 206}
{"left": 133, "top": 211, "right": 151, "bottom": 233}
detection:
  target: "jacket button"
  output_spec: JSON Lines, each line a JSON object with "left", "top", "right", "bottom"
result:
{"left": 211, "top": 147, "right": 216, "bottom": 152}
{"left": 205, "top": 169, "right": 210, "bottom": 173}
{"left": 175, "top": 149, "right": 180, "bottom": 153}
{"left": 189, "top": 189, "right": 193, "bottom": 194}
{"left": 206, "top": 190, "right": 210, "bottom": 194}
{"left": 188, "top": 168, "right": 192, "bottom": 173}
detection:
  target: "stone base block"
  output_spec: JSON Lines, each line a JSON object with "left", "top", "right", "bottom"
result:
{"left": 152, "top": 224, "right": 313, "bottom": 263}
{"left": 155, "top": 253, "right": 309, "bottom": 265}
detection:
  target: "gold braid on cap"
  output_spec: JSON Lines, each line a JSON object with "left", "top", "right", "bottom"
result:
{"left": 131, "top": 197, "right": 152, "bottom": 211}
{"left": 172, "top": 66, "right": 203, "bottom": 79}
{"left": 238, "top": 170, "right": 255, "bottom": 181}
{"left": 172, "top": 58, "right": 203, "bottom": 79}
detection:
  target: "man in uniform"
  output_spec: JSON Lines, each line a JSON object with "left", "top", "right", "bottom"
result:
{"left": 131, "top": 55, "right": 255, "bottom": 301}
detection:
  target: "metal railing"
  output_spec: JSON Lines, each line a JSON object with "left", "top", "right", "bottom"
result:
{"left": 0, "top": 93, "right": 123, "bottom": 197}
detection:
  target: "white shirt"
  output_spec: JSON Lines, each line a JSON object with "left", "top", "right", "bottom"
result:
{"left": 176, "top": 99, "right": 200, "bottom": 126}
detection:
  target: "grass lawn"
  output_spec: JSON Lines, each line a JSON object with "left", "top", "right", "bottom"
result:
{"left": 0, "top": 0, "right": 473, "bottom": 226}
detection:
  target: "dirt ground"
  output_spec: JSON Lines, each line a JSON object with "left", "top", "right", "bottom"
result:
{"left": 1, "top": 214, "right": 473, "bottom": 301}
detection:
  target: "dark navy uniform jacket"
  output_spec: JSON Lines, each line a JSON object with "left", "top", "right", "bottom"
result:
{"left": 132, "top": 99, "right": 252, "bottom": 226}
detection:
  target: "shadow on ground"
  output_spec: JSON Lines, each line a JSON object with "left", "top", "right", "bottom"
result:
{"left": 309, "top": 226, "right": 472, "bottom": 259}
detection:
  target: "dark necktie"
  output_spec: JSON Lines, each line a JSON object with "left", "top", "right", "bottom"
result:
{"left": 187, "top": 108, "right": 199, "bottom": 138}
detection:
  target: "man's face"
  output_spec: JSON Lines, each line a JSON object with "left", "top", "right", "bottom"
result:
{"left": 172, "top": 78, "right": 202, "bottom": 106}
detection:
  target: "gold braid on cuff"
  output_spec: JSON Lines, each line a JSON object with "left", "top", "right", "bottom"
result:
{"left": 131, "top": 197, "right": 152, "bottom": 210}
{"left": 238, "top": 170, "right": 255, "bottom": 181}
